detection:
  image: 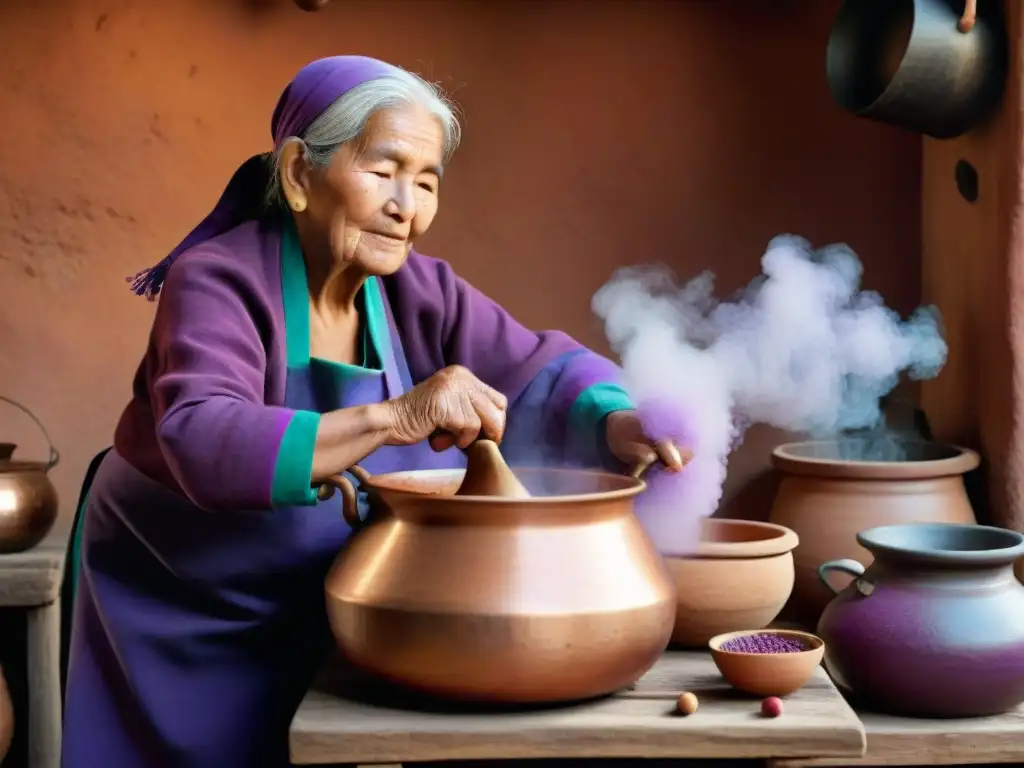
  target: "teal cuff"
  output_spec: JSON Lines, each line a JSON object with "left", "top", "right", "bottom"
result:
{"left": 271, "top": 410, "right": 322, "bottom": 507}
{"left": 568, "top": 382, "right": 635, "bottom": 439}
{"left": 68, "top": 489, "right": 89, "bottom": 615}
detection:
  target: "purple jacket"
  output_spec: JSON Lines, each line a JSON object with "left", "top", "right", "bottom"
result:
{"left": 114, "top": 219, "right": 633, "bottom": 512}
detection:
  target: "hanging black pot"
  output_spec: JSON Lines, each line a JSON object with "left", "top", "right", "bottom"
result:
{"left": 826, "top": 0, "right": 1008, "bottom": 139}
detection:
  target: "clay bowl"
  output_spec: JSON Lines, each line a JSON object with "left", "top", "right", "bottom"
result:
{"left": 664, "top": 519, "right": 799, "bottom": 646}
{"left": 709, "top": 629, "right": 825, "bottom": 697}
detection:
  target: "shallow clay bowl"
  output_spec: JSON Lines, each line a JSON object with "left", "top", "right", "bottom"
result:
{"left": 709, "top": 629, "right": 825, "bottom": 697}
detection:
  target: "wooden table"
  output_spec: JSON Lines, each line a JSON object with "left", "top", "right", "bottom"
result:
{"left": 0, "top": 536, "right": 64, "bottom": 768}
{"left": 769, "top": 705, "right": 1024, "bottom": 767}
{"left": 290, "top": 650, "right": 867, "bottom": 765}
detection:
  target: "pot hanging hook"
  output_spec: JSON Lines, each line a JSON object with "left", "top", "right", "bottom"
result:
{"left": 958, "top": 0, "right": 977, "bottom": 33}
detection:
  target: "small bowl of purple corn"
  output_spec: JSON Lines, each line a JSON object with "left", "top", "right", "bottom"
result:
{"left": 708, "top": 629, "right": 825, "bottom": 697}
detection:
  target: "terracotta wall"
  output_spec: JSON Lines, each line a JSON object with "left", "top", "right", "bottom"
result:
{"left": 0, "top": 0, "right": 920, "bottom": 530}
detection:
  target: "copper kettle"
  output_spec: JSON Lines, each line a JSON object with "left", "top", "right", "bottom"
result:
{"left": 319, "top": 444, "right": 678, "bottom": 704}
{"left": 0, "top": 397, "right": 60, "bottom": 553}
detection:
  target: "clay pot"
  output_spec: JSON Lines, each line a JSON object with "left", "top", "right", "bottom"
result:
{"left": 769, "top": 440, "right": 979, "bottom": 622}
{"left": 817, "top": 523, "right": 1024, "bottom": 717}
{"left": 320, "top": 463, "right": 676, "bottom": 703}
{"left": 664, "top": 519, "right": 798, "bottom": 646}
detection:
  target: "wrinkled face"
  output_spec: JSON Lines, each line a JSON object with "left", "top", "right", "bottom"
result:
{"left": 290, "top": 103, "right": 445, "bottom": 276}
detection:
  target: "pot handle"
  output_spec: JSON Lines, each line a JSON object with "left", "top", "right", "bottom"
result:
{"left": 315, "top": 465, "right": 372, "bottom": 530}
{"left": 630, "top": 444, "right": 694, "bottom": 480}
{"left": 817, "top": 558, "right": 866, "bottom": 596}
{"left": 0, "top": 396, "right": 60, "bottom": 470}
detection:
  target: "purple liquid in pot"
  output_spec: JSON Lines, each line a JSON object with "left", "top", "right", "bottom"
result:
{"left": 720, "top": 634, "right": 806, "bottom": 654}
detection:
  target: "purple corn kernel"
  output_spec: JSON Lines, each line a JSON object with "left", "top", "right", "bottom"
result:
{"left": 720, "top": 633, "right": 806, "bottom": 654}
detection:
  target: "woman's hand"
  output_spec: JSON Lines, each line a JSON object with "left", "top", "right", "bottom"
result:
{"left": 605, "top": 410, "right": 692, "bottom": 474}
{"left": 384, "top": 365, "right": 508, "bottom": 451}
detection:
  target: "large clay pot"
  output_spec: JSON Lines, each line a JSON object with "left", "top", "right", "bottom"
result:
{"left": 817, "top": 522, "right": 1024, "bottom": 717}
{"left": 0, "top": 397, "right": 60, "bottom": 553}
{"left": 321, "top": 463, "right": 676, "bottom": 704}
{"left": 664, "top": 519, "right": 798, "bottom": 646}
{"left": 769, "top": 440, "right": 978, "bottom": 621}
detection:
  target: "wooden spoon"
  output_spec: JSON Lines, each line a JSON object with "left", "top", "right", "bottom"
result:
{"left": 630, "top": 443, "right": 694, "bottom": 479}
{"left": 454, "top": 440, "right": 531, "bottom": 498}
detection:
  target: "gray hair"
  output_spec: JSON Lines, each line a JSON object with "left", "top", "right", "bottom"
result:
{"left": 266, "top": 68, "right": 461, "bottom": 209}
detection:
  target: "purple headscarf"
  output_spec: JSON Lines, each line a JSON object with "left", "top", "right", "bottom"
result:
{"left": 127, "top": 56, "right": 398, "bottom": 300}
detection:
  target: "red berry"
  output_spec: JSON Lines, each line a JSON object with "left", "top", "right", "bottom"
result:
{"left": 761, "top": 696, "right": 784, "bottom": 717}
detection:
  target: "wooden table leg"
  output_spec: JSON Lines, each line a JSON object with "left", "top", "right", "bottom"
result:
{"left": 27, "top": 600, "right": 61, "bottom": 768}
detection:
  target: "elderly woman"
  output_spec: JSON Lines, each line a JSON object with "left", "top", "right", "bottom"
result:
{"left": 62, "top": 56, "right": 685, "bottom": 767}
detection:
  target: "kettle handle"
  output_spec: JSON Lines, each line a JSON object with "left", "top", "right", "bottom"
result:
{"left": 817, "top": 558, "right": 867, "bottom": 596}
{"left": 0, "top": 396, "right": 60, "bottom": 470}
{"left": 314, "top": 465, "right": 371, "bottom": 529}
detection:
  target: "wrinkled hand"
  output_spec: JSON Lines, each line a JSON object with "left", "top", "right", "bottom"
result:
{"left": 605, "top": 410, "right": 692, "bottom": 475}
{"left": 385, "top": 365, "right": 508, "bottom": 452}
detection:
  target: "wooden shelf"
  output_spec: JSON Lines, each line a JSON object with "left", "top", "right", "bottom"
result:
{"left": 0, "top": 534, "right": 65, "bottom": 768}
{"left": 769, "top": 705, "right": 1024, "bottom": 767}
{"left": 764, "top": 621, "right": 1024, "bottom": 766}
{"left": 289, "top": 650, "right": 866, "bottom": 765}
{"left": 0, "top": 535, "right": 63, "bottom": 607}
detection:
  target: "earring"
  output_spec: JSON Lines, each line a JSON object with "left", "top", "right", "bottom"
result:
{"left": 292, "top": 200, "right": 306, "bottom": 213}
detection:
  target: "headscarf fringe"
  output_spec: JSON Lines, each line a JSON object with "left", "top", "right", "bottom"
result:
{"left": 125, "top": 262, "right": 169, "bottom": 301}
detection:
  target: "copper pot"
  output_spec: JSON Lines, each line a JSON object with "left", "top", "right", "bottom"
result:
{"left": 0, "top": 397, "right": 60, "bottom": 553}
{"left": 321, "top": 464, "right": 676, "bottom": 703}
{"left": 769, "top": 439, "right": 979, "bottom": 622}
{"left": 826, "top": 0, "right": 1006, "bottom": 139}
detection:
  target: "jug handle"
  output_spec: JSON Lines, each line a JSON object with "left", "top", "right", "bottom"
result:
{"left": 630, "top": 444, "right": 694, "bottom": 480}
{"left": 0, "top": 396, "right": 60, "bottom": 470}
{"left": 314, "top": 465, "right": 372, "bottom": 529}
{"left": 817, "top": 558, "right": 867, "bottom": 596}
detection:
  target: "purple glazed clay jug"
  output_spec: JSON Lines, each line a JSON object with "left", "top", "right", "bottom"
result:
{"left": 816, "top": 523, "right": 1024, "bottom": 718}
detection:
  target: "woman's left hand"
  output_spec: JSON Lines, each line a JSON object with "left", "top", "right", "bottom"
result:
{"left": 605, "top": 410, "right": 692, "bottom": 475}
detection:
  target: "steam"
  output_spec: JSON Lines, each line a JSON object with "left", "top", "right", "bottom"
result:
{"left": 593, "top": 235, "right": 947, "bottom": 556}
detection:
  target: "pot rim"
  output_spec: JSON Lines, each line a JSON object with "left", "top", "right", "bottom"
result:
{"left": 709, "top": 628, "right": 824, "bottom": 656}
{"left": 771, "top": 440, "right": 980, "bottom": 480}
{"left": 0, "top": 460, "right": 49, "bottom": 473}
{"left": 362, "top": 466, "right": 647, "bottom": 505}
{"left": 857, "top": 522, "right": 1024, "bottom": 566}
{"left": 664, "top": 519, "right": 799, "bottom": 560}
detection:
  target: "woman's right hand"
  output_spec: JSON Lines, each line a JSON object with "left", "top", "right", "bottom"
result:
{"left": 384, "top": 365, "right": 508, "bottom": 451}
